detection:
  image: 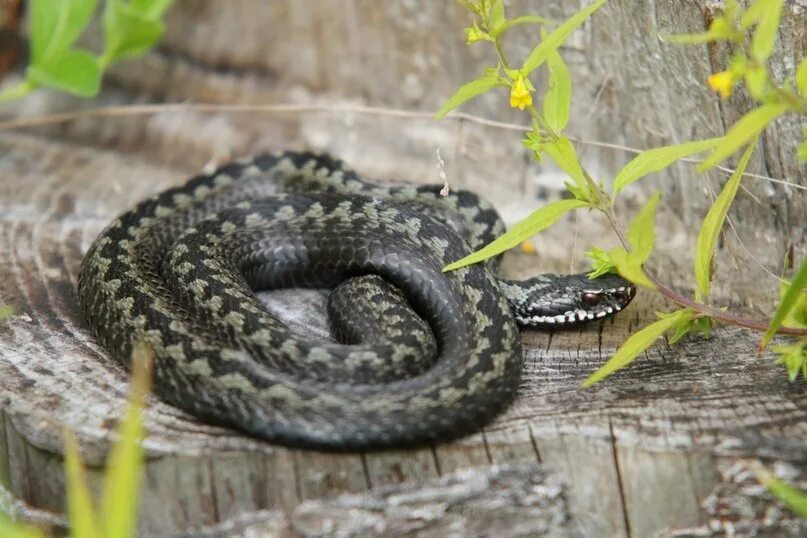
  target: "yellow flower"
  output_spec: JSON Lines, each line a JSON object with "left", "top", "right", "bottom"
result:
{"left": 509, "top": 74, "right": 533, "bottom": 110}
{"left": 707, "top": 71, "right": 736, "bottom": 98}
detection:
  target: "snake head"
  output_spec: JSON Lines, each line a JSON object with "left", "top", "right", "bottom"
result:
{"left": 506, "top": 273, "right": 636, "bottom": 328}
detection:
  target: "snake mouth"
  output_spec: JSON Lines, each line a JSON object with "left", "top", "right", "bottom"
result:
{"left": 513, "top": 279, "right": 637, "bottom": 328}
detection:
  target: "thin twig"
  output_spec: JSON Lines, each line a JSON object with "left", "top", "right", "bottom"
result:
{"left": 0, "top": 101, "right": 802, "bottom": 190}
{"left": 648, "top": 273, "right": 807, "bottom": 336}
{"left": 1, "top": 100, "right": 803, "bottom": 336}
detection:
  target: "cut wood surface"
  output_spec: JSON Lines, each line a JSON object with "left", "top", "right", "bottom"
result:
{"left": 0, "top": 1, "right": 805, "bottom": 537}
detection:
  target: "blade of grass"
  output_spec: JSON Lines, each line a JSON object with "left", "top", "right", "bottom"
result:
{"left": 101, "top": 342, "right": 153, "bottom": 538}
{"left": 64, "top": 429, "right": 100, "bottom": 538}
{"left": 760, "top": 259, "right": 807, "bottom": 351}
{"left": 694, "top": 138, "right": 757, "bottom": 299}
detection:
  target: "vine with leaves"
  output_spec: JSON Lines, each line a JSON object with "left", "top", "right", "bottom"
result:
{"left": 438, "top": 0, "right": 807, "bottom": 385}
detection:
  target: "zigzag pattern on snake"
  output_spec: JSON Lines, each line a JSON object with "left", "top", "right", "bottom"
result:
{"left": 78, "top": 151, "right": 635, "bottom": 449}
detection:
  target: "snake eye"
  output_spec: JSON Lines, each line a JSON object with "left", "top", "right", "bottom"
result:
{"left": 582, "top": 292, "right": 601, "bottom": 307}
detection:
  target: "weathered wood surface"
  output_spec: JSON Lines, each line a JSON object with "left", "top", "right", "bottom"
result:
{"left": 0, "top": 1, "right": 805, "bottom": 537}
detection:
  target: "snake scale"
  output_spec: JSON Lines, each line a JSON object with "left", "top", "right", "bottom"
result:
{"left": 78, "top": 151, "right": 635, "bottom": 450}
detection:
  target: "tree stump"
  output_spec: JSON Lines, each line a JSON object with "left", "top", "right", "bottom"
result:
{"left": 0, "top": 1, "right": 805, "bottom": 536}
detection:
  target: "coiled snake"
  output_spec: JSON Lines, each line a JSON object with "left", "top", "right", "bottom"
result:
{"left": 78, "top": 151, "right": 635, "bottom": 450}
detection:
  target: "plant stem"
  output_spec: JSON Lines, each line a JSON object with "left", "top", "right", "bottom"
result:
{"left": 495, "top": 39, "right": 512, "bottom": 70}
{"left": 606, "top": 206, "right": 807, "bottom": 338}
{"left": 648, "top": 274, "right": 807, "bottom": 336}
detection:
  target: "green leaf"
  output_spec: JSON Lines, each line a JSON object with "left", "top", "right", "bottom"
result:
{"left": 698, "top": 103, "right": 788, "bottom": 171}
{"left": 543, "top": 136, "right": 588, "bottom": 193}
{"left": 796, "top": 58, "right": 807, "bottom": 97}
{"left": 101, "top": 342, "right": 152, "bottom": 538}
{"left": 27, "top": 49, "right": 102, "bottom": 96}
{"left": 30, "top": 0, "right": 99, "bottom": 64}
{"left": 760, "top": 259, "right": 807, "bottom": 350}
{"left": 489, "top": 0, "right": 505, "bottom": 30}
{"left": 583, "top": 309, "right": 696, "bottom": 386}
{"left": 750, "top": 0, "right": 783, "bottom": 62}
{"left": 668, "top": 317, "right": 694, "bottom": 344}
{"left": 744, "top": 66, "right": 768, "bottom": 100}
{"left": 609, "top": 248, "right": 655, "bottom": 289}
{"left": 543, "top": 40, "right": 572, "bottom": 132}
{"left": 773, "top": 342, "right": 806, "bottom": 381}
{"left": 665, "top": 16, "right": 738, "bottom": 44}
{"left": 102, "top": 0, "right": 166, "bottom": 65}
{"left": 64, "top": 429, "right": 100, "bottom": 538}
{"left": 0, "top": 304, "right": 13, "bottom": 320}
{"left": 490, "top": 15, "right": 551, "bottom": 39}
{"left": 522, "top": 0, "right": 607, "bottom": 74}
{"left": 435, "top": 73, "right": 502, "bottom": 119}
{"left": 628, "top": 192, "right": 661, "bottom": 261}
{"left": 0, "top": 512, "right": 43, "bottom": 538}
{"left": 598, "top": 193, "right": 660, "bottom": 288}
{"left": 758, "top": 469, "right": 807, "bottom": 517}
{"left": 443, "top": 199, "right": 589, "bottom": 271}
{"left": 694, "top": 139, "right": 756, "bottom": 299}
{"left": 587, "top": 247, "right": 615, "bottom": 278}
{"left": 130, "top": 0, "right": 174, "bottom": 19}
{"left": 612, "top": 138, "right": 722, "bottom": 195}
{"left": 740, "top": 0, "right": 767, "bottom": 30}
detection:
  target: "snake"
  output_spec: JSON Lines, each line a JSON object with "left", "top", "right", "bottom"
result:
{"left": 77, "top": 151, "right": 635, "bottom": 450}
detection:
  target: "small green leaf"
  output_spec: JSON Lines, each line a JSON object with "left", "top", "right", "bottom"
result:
{"left": 740, "top": 0, "right": 767, "bottom": 30}
{"left": 583, "top": 309, "right": 696, "bottom": 386}
{"left": 609, "top": 248, "right": 655, "bottom": 289}
{"left": 543, "top": 136, "right": 588, "bottom": 194}
{"left": 698, "top": 103, "right": 788, "bottom": 171}
{"left": 489, "top": 0, "right": 505, "bottom": 29}
{"left": 665, "top": 16, "right": 738, "bottom": 43}
{"left": 744, "top": 66, "right": 768, "bottom": 100}
{"left": 587, "top": 247, "right": 615, "bottom": 278}
{"left": 30, "top": 0, "right": 99, "bottom": 64}
{"left": 796, "top": 58, "right": 807, "bottom": 97}
{"left": 694, "top": 139, "right": 756, "bottom": 299}
{"left": 522, "top": 0, "right": 607, "bottom": 74}
{"left": 0, "top": 520, "right": 41, "bottom": 538}
{"left": 101, "top": 342, "right": 152, "bottom": 538}
{"left": 628, "top": 192, "right": 661, "bottom": 261}
{"left": 613, "top": 138, "right": 722, "bottom": 195}
{"left": 543, "top": 39, "right": 572, "bottom": 132}
{"left": 696, "top": 315, "right": 713, "bottom": 338}
{"left": 760, "top": 259, "right": 807, "bottom": 350}
{"left": 130, "top": 0, "right": 174, "bottom": 19}
{"left": 773, "top": 342, "right": 806, "bottom": 381}
{"left": 0, "top": 512, "right": 43, "bottom": 538}
{"left": 758, "top": 469, "right": 807, "bottom": 517}
{"left": 27, "top": 49, "right": 102, "bottom": 96}
{"left": 0, "top": 304, "right": 13, "bottom": 320}
{"left": 64, "top": 429, "right": 100, "bottom": 538}
{"left": 490, "top": 15, "right": 551, "bottom": 39}
{"left": 443, "top": 199, "right": 589, "bottom": 271}
{"left": 750, "top": 0, "right": 783, "bottom": 62}
{"left": 102, "top": 0, "right": 166, "bottom": 65}
{"left": 668, "top": 317, "right": 694, "bottom": 344}
{"left": 435, "top": 74, "right": 502, "bottom": 119}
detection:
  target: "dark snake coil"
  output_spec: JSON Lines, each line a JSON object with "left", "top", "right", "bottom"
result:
{"left": 78, "top": 151, "right": 634, "bottom": 449}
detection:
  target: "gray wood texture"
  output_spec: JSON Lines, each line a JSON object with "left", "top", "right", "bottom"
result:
{"left": 0, "top": 1, "right": 805, "bottom": 536}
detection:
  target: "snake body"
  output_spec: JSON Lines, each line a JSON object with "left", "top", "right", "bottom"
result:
{"left": 78, "top": 151, "right": 634, "bottom": 449}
